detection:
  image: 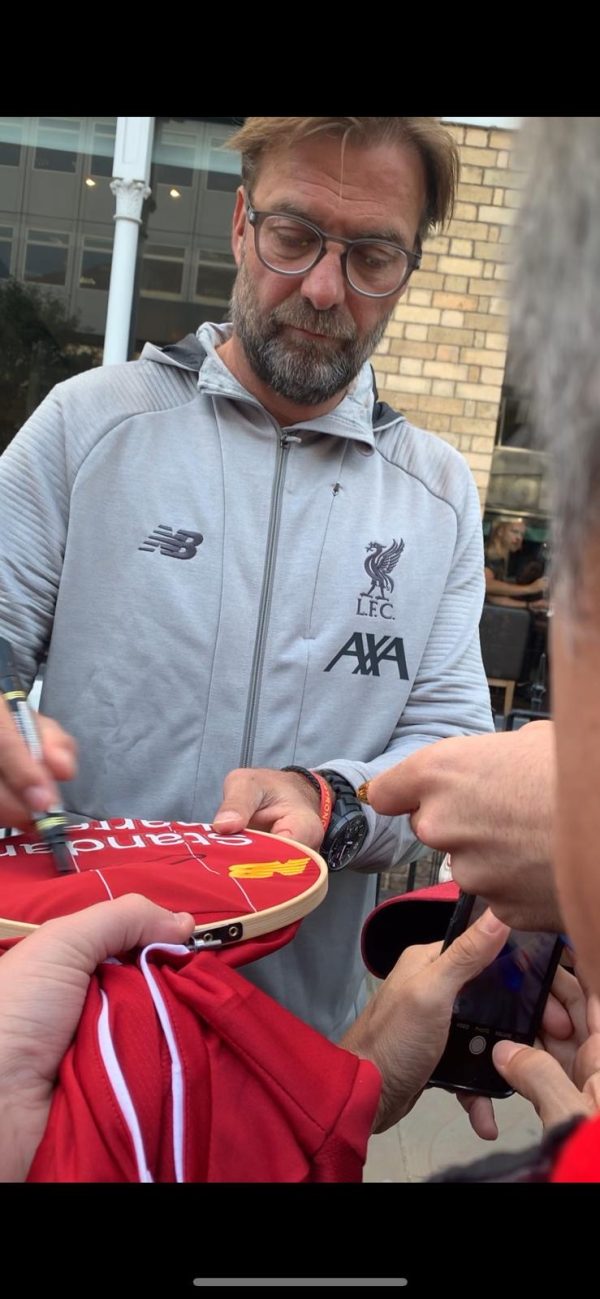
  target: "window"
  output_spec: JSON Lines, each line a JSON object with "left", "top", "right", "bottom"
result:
{"left": 0, "top": 227, "right": 12, "bottom": 279}
{"left": 90, "top": 122, "right": 116, "bottom": 179}
{"left": 34, "top": 118, "right": 80, "bottom": 174}
{"left": 0, "top": 118, "right": 22, "bottom": 167}
{"left": 140, "top": 244, "right": 185, "bottom": 298}
{"left": 496, "top": 379, "right": 534, "bottom": 451}
{"left": 207, "top": 136, "right": 240, "bottom": 193}
{"left": 195, "top": 250, "right": 236, "bottom": 306}
{"left": 153, "top": 125, "right": 195, "bottom": 189}
{"left": 24, "top": 230, "right": 69, "bottom": 286}
{"left": 79, "top": 236, "right": 113, "bottom": 290}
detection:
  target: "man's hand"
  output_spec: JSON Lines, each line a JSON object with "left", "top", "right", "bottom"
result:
{"left": 0, "top": 895, "right": 195, "bottom": 1181}
{"left": 493, "top": 968, "right": 600, "bottom": 1131}
{"left": 367, "top": 723, "right": 561, "bottom": 931}
{"left": 212, "top": 767, "right": 327, "bottom": 849}
{"left": 341, "top": 908, "right": 511, "bottom": 1135}
{"left": 0, "top": 693, "right": 77, "bottom": 829}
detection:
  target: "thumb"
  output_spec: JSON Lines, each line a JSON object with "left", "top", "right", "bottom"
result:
{"left": 29, "top": 894, "right": 196, "bottom": 974}
{"left": 433, "top": 908, "right": 510, "bottom": 1001}
{"left": 212, "top": 771, "right": 264, "bottom": 832}
{"left": 492, "top": 1040, "right": 589, "bottom": 1129}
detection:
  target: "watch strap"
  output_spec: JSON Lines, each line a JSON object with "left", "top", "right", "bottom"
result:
{"left": 317, "top": 769, "right": 368, "bottom": 868}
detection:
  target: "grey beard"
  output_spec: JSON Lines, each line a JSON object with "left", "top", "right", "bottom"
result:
{"left": 230, "top": 265, "right": 392, "bottom": 406}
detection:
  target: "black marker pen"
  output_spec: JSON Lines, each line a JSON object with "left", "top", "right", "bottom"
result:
{"left": 0, "top": 636, "right": 74, "bottom": 874}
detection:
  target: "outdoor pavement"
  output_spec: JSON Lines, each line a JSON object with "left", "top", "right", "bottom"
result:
{"left": 363, "top": 1067, "right": 541, "bottom": 1181}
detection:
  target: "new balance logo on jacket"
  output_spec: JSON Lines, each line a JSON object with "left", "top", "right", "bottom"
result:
{"left": 139, "top": 526, "right": 204, "bottom": 559}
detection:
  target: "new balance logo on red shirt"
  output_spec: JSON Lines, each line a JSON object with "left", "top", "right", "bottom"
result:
{"left": 139, "top": 525, "right": 204, "bottom": 559}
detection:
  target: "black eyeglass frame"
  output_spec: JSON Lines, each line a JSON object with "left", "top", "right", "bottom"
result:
{"left": 245, "top": 200, "right": 421, "bottom": 299}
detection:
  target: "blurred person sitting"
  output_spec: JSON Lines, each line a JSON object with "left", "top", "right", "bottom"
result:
{"left": 484, "top": 517, "right": 548, "bottom": 608}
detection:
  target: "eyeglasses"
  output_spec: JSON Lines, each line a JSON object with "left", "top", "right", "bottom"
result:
{"left": 246, "top": 201, "right": 421, "bottom": 299}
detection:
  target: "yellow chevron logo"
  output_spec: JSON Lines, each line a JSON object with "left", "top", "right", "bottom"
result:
{"left": 229, "top": 857, "right": 310, "bottom": 879}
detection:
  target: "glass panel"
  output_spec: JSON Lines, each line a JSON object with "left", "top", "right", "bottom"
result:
{"left": 34, "top": 118, "right": 81, "bottom": 174}
{"left": 207, "top": 136, "right": 241, "bottom": 192}
{"left": 24, "top": 231, "right": 69, "bottom": 286}
{"left": 80, "top": 238, "right": 113, "bottom": 290}
{"left": 133, "top": 118, "right": 241, "bottom": 352}
{"left": 0, "top": 240, "right": 11, "bottom": 278}
{"left": 91, "top": 122, "right": 117, "bottom": 178}
{"left": 0, "top": 116, "right": 117, "bottom": 453}
{"left": 496, "top": 384, "right": 534, "bottom": 449}
{"left": 154, "top": 161, "right": 194, "bottom": 189}
{"left": 153, "top": 124, "right": 195, "bottom": 188}
{"left": 0, "top": 118, "right": 23, "bottom": 166}
{"left": 141, "top": 252, "right": 184, "bottom": 296}
{"left": 194, "top": 258, "right": 235, "bottom": 303}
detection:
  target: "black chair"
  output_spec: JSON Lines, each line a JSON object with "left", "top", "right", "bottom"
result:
{"left": 504, "top": 706, "right": 551, "bottom": 731}
{"left": 479, "top": 603, "right": 531, "bottom": 716}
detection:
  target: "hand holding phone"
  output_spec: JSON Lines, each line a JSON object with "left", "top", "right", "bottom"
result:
{"left": 429, "top": 893, "right": 564, "bottom": 1099}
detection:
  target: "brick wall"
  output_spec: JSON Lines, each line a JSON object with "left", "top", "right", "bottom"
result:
{"left": 372, "top": 123, "right": 523, "bottom": 506}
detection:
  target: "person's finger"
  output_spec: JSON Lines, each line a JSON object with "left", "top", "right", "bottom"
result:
{"left": 365, "top": 750, "right": 425, "bottom": 817}
{"left": 37, "top": 715, "right": 78, "bottom": 782}
{"left": 457, "top": 1090, "right": 498, "bottom": 1141}
{"left": 22, "top": 894, "right": 196, "bottom": 974}
{"left": 392, "top": 940, "right": 444, "bottom": 977}
{"left": 540, "top": 990, "right": 578, "bottom": 1042}
{"left": 586, "top": 994, "right": 600, "bottom": 1036}
{"left": 572, "top": 1029, "right": 600, "bottom": 1097}
{"left": 574, "top": 962, "right": 592, "bottom": 1003}
{"left": 432, "top": 908, "right": 510, "bottom": 1001}
{"left": 0, "top": 786, "right": 51, "bottom": 830}
{"left": 211, "top": 770, "right": 266, "bottom": 833}
{"left": 543, "top": 966, "right": 589, "bottom": 1043}
{"left": 492, "top": 1040, "right": 589, "bottom": 1128}
{"left": 0, "top": 700, "right": 59, "bottom": 813}
{"left": 268, "top": 810, "right": 324, "bottom": 851}
{"left": 0, "top": 704, "right": 77, "bottom": 830}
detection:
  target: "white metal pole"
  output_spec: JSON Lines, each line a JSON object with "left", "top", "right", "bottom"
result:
{"left": 103, "top": 116, "right": 155, "bottom": 365}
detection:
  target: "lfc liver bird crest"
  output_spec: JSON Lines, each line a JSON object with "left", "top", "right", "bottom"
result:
{"left": 362, "top": 538, "right": 405, "bottom": 600}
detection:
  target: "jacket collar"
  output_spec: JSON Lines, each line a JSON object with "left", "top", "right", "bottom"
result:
{"left": 140, "top": 322, "right": 392, "bottom": 447}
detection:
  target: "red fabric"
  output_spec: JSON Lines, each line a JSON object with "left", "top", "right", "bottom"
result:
{"left": 0, "top": 819, "right": 325, "bottom": 965}
{"left": 25, "top": 948, "right": 380, "bottom": 1183}
{"left": 550, "top": 1112, "right": 600, "bottom": 1182}
{"left": 1, "top": 820, "right": 377, "bottom": 1182}
{"left": 376, "top": 882, "right": 460, "bottom": 907}
{"left": 361, "top": 881, "right": 460, "bottom": 979}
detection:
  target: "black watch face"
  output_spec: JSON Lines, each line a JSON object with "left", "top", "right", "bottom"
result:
{"left": 327, "top": 817, "right": 368, "bottom": 872}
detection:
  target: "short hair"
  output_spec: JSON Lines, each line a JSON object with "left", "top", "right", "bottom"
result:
{"left": 227, "top": 117, "right": 459, "bottom": 246}
{"left": 511, "top": 118, "right": 600, "bottom": 597}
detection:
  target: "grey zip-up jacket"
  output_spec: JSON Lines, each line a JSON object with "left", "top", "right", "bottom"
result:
{"left": 0, "top": 321, "right": 493, "bottom": 1039}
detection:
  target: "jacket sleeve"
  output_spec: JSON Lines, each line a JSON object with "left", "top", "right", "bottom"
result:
{"left": 316, "top": 466, "right": 494, "bottom": 871}
{"left": 0, "top": 387, "right": 71, "bottom": 688}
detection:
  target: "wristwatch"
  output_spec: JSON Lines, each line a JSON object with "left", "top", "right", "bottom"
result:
{"left": 281, "top": 765, "right": 368, "bottom": 871}
{"left": 316, "top": 769, "right": 368, "bottom": 872}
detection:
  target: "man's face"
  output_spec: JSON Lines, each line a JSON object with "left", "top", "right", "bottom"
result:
{"left": 229, "top": 134, "right": 426, "bottom": 406}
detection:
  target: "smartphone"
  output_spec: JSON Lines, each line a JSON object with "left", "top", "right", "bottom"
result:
{"left": 429, "top": 893, "right": 564, "bottom": 1098}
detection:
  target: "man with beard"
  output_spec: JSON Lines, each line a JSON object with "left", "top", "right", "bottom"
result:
{"left": 0, "top": 118, "right": 493, "bottom": 1042}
